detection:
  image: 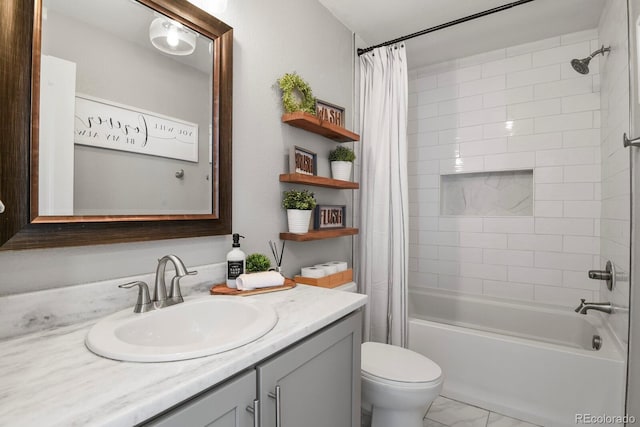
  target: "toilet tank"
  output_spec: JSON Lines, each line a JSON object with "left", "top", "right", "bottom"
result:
{"left": 335, "top": 282, "right": 358, "bottom": 293}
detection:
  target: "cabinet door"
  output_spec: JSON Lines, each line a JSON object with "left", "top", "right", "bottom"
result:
{"left": 143, "top": 370, "right": 256, "bottom": 427}
{"left": 258, "top": 311, "right": 362, "bottom": 427}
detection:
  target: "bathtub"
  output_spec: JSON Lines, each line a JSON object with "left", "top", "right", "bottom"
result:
{"left": 408, "top": 288, "right": 626, "bottom": 427}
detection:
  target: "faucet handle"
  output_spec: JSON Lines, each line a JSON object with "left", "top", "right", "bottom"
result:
{"left": 587, "top": 260, "right": 616, "bottom": 291}
{"left": 119, "top": 281, "right": 154, "bottom": 313}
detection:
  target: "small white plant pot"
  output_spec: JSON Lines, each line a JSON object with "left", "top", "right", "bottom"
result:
{"left": 287, "top": 209, "right": 312, "bottom": 234}
{"left": 331, "top": 161, "right": 353, "bottom": 181}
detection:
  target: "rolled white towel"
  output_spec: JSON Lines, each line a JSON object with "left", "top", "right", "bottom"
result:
{"left": 300, "top": 266, "right": 326, "bottom": 278}
{"left": 236, "top": 271, "right": 285, "bottom": 290}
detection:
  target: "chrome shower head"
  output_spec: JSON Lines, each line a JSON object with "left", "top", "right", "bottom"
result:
{"left": 571, "top": 58, "right": 590, "bottom": 74}
{"left": 570, "top": 45, "right": 611, "bottom": 75}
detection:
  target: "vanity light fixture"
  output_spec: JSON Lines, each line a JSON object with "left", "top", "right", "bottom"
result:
{"left": 149, "top": 17, "right": 196, "bottom": 56}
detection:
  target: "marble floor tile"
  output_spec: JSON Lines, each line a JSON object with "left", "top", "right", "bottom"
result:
{"left": 487, "top": 412, "right": 539, "bottom": 427}
{"left": 425, "top": 396, "right": 489, "bottom": 427}
{"left": 424, "top": 418, "right": 449, "bottom": 427}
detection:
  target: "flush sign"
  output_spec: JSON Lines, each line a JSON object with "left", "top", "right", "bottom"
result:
{"left": 314, "top": 204, "right": 346, "bottom": 229}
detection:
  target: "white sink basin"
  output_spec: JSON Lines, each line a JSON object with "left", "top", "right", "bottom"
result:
{"left": 86, "top": 296, "right": 278, "bottom": 362}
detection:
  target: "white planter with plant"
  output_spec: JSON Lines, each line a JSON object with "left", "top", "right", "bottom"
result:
{"left": 283, "top": 189, "right": 317, "bottom": 234}
{"left": 329, "top": 146, "right": 356, "bottom": 181}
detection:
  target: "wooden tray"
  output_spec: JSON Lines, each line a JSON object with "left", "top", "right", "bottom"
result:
{"left": 294, "top": 268, "right": 353, "bottom": 289}
{"left": 210, "top": 278, "right": 296, "bottom": 296}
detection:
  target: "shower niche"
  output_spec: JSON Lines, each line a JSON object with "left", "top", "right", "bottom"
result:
{"left": 440, "top": 170, "right": 533, "bottom": 217}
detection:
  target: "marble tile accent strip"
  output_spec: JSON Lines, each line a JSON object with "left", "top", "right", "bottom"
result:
{"left": 0, "top": 262, "right": 226, "bottom": 340}
{"left": 440, "top": 170, "right": 533, "bottom": 216}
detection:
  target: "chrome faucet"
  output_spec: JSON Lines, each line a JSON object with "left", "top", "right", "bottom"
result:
{"left": 574, "top": 298, "right": 614, "bottom": 315}
{"left": 120, "top": 255, "right": 197, "bottom": 313}
{"left": 154, "top": 254, "right": 198, "bottom": 308}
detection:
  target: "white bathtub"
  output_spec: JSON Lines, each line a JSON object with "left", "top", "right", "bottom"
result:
{"left": 408, "top": 288, "right": 626, "bottom": 427}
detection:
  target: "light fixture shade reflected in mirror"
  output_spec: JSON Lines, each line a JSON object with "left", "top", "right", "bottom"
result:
{"left": 149, "top": 17, "right": 196, "bottom": 55}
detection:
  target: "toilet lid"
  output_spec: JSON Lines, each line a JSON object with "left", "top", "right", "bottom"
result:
{"left": 361, "top": 342, "right": 442, "bottom": 383}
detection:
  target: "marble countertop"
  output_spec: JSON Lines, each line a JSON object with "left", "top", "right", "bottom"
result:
{"left": 0, "top": 285, "right": 367, "bottom": 427}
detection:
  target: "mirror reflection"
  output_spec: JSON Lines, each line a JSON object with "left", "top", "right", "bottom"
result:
{"left": 39, "top": 0, "right": 214, "bottom": 216}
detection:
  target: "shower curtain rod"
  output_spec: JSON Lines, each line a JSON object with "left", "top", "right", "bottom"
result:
{"left": 356, "top": 0, "right": 536, "bottom": 56}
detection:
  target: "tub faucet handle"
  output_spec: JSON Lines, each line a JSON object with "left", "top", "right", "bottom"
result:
{"left": 588, "top": 270, "right": 611, "bottom": 280}
{"left": 587, "top": 260, "right": 615, "bottom": 291}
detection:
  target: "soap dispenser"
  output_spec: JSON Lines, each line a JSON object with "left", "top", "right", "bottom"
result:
{"left": 226, "top": 234, "right": 246, "bottom": 288}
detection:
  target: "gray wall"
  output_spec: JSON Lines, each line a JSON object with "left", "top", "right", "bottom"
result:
{"left": 0, "top": 0, "right": 354, "bottom": 294}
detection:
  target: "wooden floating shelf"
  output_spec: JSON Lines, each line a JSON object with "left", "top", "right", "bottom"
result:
{"left": 280, "top": 228, "right": 359, "bottom": 242}
{"left": 282, "top": 112, "right": 360, "bottom": 142}
{"left": 279, "top": 173, "right": 359, "bottom": 189}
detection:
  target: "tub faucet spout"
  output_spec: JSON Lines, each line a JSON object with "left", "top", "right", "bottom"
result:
{"left": 574, "top": 298, "right": 613, "bottom": 315}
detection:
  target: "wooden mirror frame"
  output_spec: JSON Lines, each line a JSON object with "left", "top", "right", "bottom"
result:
{"left": 0, "top": 0, "right": 232, "bottom": 250}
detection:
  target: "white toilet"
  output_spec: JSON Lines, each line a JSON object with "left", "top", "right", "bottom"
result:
{"left": 335, "top": 283, "right": 444, "bottom": 427}
{"left": 361, "top": 341, "right": 443, "bottom": 427}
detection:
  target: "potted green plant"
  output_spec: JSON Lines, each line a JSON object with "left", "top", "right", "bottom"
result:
{"left": 246, "top": 253, "right": 272, "bottom": 273}
{"left": 282, "top": 189, "right": 317, "bottom": 234}
{"left": 329, "top": 146, "right": 356, "bottom": 181}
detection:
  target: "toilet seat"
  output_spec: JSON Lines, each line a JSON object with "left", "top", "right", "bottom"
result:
{"left": 361, "top": 342, "right": 442, "bottom": 385}
{"left": 361, "top": 370, "right": 443, "bottom": 390}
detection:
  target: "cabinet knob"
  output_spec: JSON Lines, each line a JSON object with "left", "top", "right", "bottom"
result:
{"left": 0, "top": 199, "right": 4, "bottom": 214}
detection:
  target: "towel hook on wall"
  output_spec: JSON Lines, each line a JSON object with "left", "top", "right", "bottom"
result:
{"left": 623, "top": 133, "right": 640, "bottom": 148}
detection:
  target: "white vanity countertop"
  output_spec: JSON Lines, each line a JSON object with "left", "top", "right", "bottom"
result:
{"left": 0, "top": 285, "right": 367, "bottom": 427}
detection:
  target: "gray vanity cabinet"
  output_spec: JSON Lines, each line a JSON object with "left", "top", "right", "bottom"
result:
{"left": 257, "top": 311, "right": 361, "bottom": 427}
{"left": 143, "top": 311, "right": 361, "bottom": 427}
{"left": 144, "top": 370, "right": 257, "bottom": 427}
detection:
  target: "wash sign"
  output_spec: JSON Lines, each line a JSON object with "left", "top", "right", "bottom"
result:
{"left": 74, "top": 95, "right": 199, "bottom": 162}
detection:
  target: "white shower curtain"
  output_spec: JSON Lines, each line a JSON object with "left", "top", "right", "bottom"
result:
{"left": 358, "top": 45, "right": 409, "bottom": 346}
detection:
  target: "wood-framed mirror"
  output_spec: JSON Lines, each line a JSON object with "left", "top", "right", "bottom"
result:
{"left": 0, "top": 0, "right": 232, "bottom": 250}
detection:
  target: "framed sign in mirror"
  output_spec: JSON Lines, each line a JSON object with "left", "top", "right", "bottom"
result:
{"left": 0, "top": 0, "right": 233, "bottom": 250}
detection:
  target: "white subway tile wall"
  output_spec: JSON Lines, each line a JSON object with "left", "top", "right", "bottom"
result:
{"left": 408, "top": 29, "right": 602, "bottom": 307}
